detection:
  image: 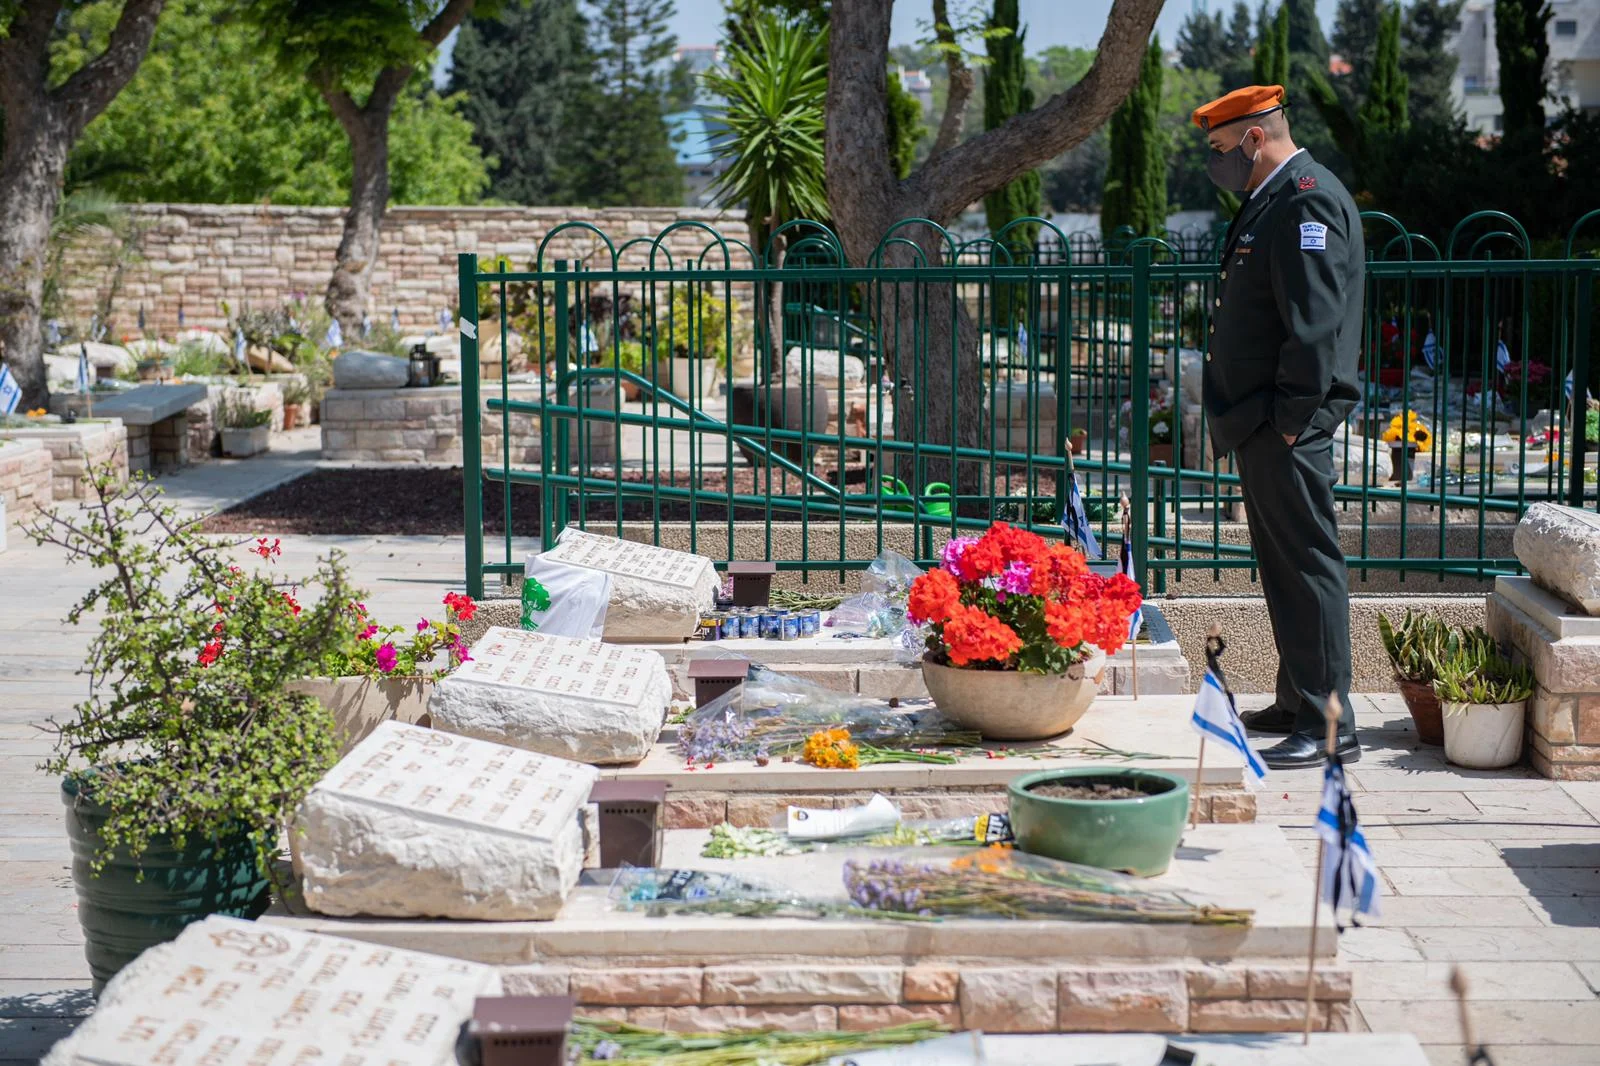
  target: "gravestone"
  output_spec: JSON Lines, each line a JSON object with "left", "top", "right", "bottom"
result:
{"left": 1513, "top": 502, "right": 1600, "bottom": 615}
{"left": 333, "top": 349, "right": 410, "bottom": 389}
{"left": 295, "top": 720, "right": 600, "bottom": 919}
{"left": 538, "top": 528, "right": 719, "bottom": 641}
{"left": 42, "top": 915, "right": 499, "bottom": 1066}
{"left": 429, "top": 627, "right": 671, "bottom": 764}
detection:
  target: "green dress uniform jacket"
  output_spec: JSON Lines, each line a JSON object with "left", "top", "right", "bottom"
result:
{"left": 1204, "top": 151, "right": 1364, "bottom": 458}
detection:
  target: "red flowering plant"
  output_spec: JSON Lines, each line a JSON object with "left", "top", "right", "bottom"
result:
{"left": 908, "top": 523, "right": 1142, "bottom": 673}
{"left": 320, "top": 591, "right": 477, "bottom": 679}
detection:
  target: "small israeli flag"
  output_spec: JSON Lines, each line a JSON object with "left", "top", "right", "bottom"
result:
{"left": 391, "top": 307, "right": 401, "bottom": 332}
{"left": 1118, "top": 533, "right": 1143, "bottom": 643}
{"left": 77, "top": 343, "right": 91, "bottom": 394}
{"left": 1317, "top": 759, "right": 1380, "bottom": 926}
{"left": 1496, "top": 339, "right": 1512, "bottom": 374}
{"left": 362, "top": 313, "right": 373, "bottom": 338}
{"left": 137, "top": 305, "right": 146, "bottom": 333}
{"left": 1191, "top": 661, "right": 1268, "bottom": 784}
{"left": 324, "top": 319, "right": 343, "bottom": 348}
{"left": 1018, "top": 323, "right": 1029, "bottom": 362}
{"left": 1065, "top": 476, "right": 1101, "bottom": 558}
{"left": 44, "top": 319, "right": 61, "bottom": 347}
{"left": 233, "top": 329, "right": 247, "bottom": 365}
{"left": 177, "top": 300, "right": 185, "bottom": 327}
{"left": 1421, "top": 330, "right": 1439, "bottom": 371}
{"left": 438, "top": 307, "right": 452, "bottom": 333}
{"left": 0, "top": 364, "right": 21, "bottom": 415}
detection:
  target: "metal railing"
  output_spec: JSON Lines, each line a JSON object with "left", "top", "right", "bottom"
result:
{"left": 457, "top": 214, "right": 1600, "bottom": 598}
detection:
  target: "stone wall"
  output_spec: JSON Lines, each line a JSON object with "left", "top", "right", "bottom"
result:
{"left": 0, "top": 439, "right": 53, "bottom": 527}
{"left": 320, "top": 384, "right": 543, "bottom": 465}
{"left": 1489, "top": 576, "right": 1600, "bottom": 779}
{"left": 60, "top": 205, "right": 751, "bottom": 336}
{"left": 0, "top": 421, "right": 127, "bottom": 500}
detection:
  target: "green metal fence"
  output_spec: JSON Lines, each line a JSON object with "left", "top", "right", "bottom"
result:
{"left": 458, "top": 213, "right": 1600, "bottom": 599}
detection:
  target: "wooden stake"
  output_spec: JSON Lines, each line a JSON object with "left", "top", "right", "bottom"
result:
{"left": 1302, "top": 692, "right": 1342, "bottom": 1044}
{"left": 1192, "top": 622, "right": 1223, "bottom": 829}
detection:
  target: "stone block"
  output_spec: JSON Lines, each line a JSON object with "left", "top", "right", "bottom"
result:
{"left": 663, "top": 793, "right": 726, "bottom": 829}
{"left": 1579, "top": 696, "right": 1600, "bottom": 745}
{"left": 334, "top": 350, "right": 411, "bottom": 389}
{"left": 539, "top": 528, "right": 720, "bottom": 642}
{"left": 1056, "top": 967, "right": 1187, "bottom": 1032}
{"left": 726, "top": 794, "right": 836, "bottom": 827}
{"left": 856, "top": 665, "right": 929, "bottom": 700}
{"left": 1245, "top": 965, "right": 1352, "bottom": 1001}
{"left": 1189, "top": 998, "right": 1322, "bottom": 1033}
{"left": 319, "top": 392, "right": 365, "bottom": 422}
{"left": 957, "top": 970, "right": 1056, "bottom": 1033}
{"left": 702, "top": 966, "right": 900, "bottom": 1006}
{"left": 903, "top": 967, "right": 959, "bottom": 1003}
{"left": 1186, "top": 966, "right": 1248, "bottom": 1000}
{"left": 1531, "top": 687, "right": 1578, "bottom": 744}
{"left": 572, "top": 967, "right": 703, "bottom": 1006}
{"left": 659, "top": 1006, "right": 837, "bottom": 1033}
{"left": 1514, "top": 502, "right": 1600, "bottom": 614}
{"left": 839, "top": 1004, "right": 960, "bottom": 1030}
{"left": 1207, "top": 791, "right": 1256, "bottom": 824}
{"left": 499, "top": 968, "right": 571, "bottom": 996}
{"left": 625, "top": 1008, "right": 668, "bottom": 1028}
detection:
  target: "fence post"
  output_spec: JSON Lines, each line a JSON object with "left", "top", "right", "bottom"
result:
{"left": 1130, "top": 244, "right": 1151, "bottom": 572}
{"left": 1571, "top": 265, "right": 1595, "bottom": 509}
{"left": 551, "top": 260, "right": 572, "bottom": 543}
{"left": 459, "top": 253, "right": 484, "bottom": 599}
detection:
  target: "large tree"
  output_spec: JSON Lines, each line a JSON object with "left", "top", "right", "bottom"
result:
{"left": 1102, "top": 36, "right": 1166, "bottom": 241}
{"left": 824, "top": 0, "right": 1164, "bottom": 492}
{"left": 1331, "top": 0, "right": 1387, "bottom": 101}
{"left": 1495, "top": 0, "right": 1551, "bottom": 144}
{"left": 1, "top": 0, "right": 165, "bottom": 410}
{"left": 1254, "top": 4, "right": 1289, "bottom": 86}
{"left": 448, "top": 0, "right": 590, "bottom": 205}
{"left": 982, "top": 0, "right": 1041, "bottom": 275}
{"left": 1401, "top": 0, "right": 1465, "bottom": 127}
{"left": 247, "top": 0, "right": 484, "bottom": 337}
{"left": 1176, "top": 8, "right": 1228, "bottom": 72}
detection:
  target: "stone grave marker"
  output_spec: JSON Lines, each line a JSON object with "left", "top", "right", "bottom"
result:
{"left": 430, "top": 627, "right": 671, "bottom": 764}
{"left": 296, "top": 720, "right": 600, "bottom": 919}
{"left": 1514, "top": 501, "right": 1600, "bottom": 614}
{"left": 43, "top": 914, "right": 499, "bottom": 1066}
{"left": 538, "top": 527, "right": 719, "bottom": 640}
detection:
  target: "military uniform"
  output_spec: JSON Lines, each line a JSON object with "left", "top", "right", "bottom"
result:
{"left": 1207, "top": 150, "right": 1365, "bottom": 737}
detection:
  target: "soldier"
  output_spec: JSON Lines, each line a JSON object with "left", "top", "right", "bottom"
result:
{"left": 1192, "top": 85, "right": 1364, "bottom": 768}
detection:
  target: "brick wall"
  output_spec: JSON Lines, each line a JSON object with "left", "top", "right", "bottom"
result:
{"left": 60, "top": 205, "right": 752, "bottom": 337}
{"left": 0, "top": 440, "right": 54, "bottom": 527}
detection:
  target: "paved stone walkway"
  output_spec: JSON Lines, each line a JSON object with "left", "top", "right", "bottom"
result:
{"left": 1, "top": 451, "right": 1597, "bottom": 1065}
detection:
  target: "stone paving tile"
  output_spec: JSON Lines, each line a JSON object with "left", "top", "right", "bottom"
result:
{"left": 1496, "top": 841, "right": 1600, "bottom": 867}
{"left": 1359, "top": 896, "right": 1548, "bottom": 928}
{"left": 0, "top": 982, "right": 93, "bottom": 1018}
{"left": 1385, "top": 866, "right": 1543, "bottom": 897}
{"left": 1299, "top": 839, "right": 1505, "bottom": 868}
{"left": 0, "top": 945, "right": 90, "bottom": 982}
{"left": 1336, "top": 927, "right": 1424, "bottom": 962}
{"left": 1259, "top": 790, "right": 1478, "bottom": 818}
{"left": 1352, "top": 961, "right": 1593, "bottom": 1002}
{"left": 1574, "top": 961, "right": 1600, "bottom": 993}
{"left": 1562, "top": 783, "right": 1600, "bottom": 822}
{"left": 1423, "top": 1045, "right": 1600, "bottom": 1066}
{"left": 1411, "top": 926, "right": 1600, "bottom": 962}
{"left": 0, "top": 1017, "right": 82, "bottom": 1062}
{"left": 1361, "top": 1001, "right": 1600, "bottom": 1045}
{"left": 1471, "top": 790, "right": 1594, "bottom": 817}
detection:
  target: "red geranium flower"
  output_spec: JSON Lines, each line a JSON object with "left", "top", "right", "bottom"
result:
{"left": 198, "top": 641, "right": 223, "bottom": 666}
{"left": 942, "top": 603, "right": 1022, "bottom": 666}
{"left": 443, "top": 592, "right": 477, "bottom": 621}
{"left": 251, "top": 537, "right": 282, "bottom": 562}
{"left": 908, "top": 568, "right": 961, "bottom": 624}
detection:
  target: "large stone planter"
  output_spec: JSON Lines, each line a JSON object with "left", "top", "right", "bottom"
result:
{"left": 219, "top": 424, "right": 269, "bottom": 457}
{"left": 1441, "top": 700, "right": 1526, "bottom": 769}
{"left": 287, "top": 675, "right": 432, "bottom": 755}
{"left": 1007, "top": 768, "right": 1190, "bottom": 877}
{"left": 921, "top": 652, "right": 1105, "bottom": 741}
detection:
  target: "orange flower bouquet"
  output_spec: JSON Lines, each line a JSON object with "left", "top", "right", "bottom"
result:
{"left": 908, "top": 523, "right": 1142, "bottom": 674}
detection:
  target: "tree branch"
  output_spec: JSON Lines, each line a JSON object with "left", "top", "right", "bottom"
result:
{"left": 927, "top": 0, "right": 973, "bottom": 160}
{"left": 0, "top": 0, "right": 63, "bottom": 117}
{"left": 420, "top": 0, "right": 478, "bottom": 47}
{"left": 907, "top": 0, "right": 1165, "bottom": 224}
{"left": 51, "top": 0, "right": 167, "bottom": 141}
{"left": 364, "top": 64, "right": 416, "bottom": 120}
{"left": 316, "top": 81, "right": 367, "bottom": 141}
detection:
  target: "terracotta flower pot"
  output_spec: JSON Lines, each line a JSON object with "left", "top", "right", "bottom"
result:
{"left": 1395, "top": 677, "right": 1444, "bottom": 745}
{"left": 921, "top": 651, "right": 1105, "bottom": 740}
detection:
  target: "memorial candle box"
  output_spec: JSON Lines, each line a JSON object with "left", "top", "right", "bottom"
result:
{"left": 429, "top": 627, "right": 671, "bottom": 765}
{"left": 41, "top": 915, "right": 500, "bottom": 1066}
{"left": 295, "top": 720, "right": 600, "bottom": 920}
{"left": 538, "top": 527, "right": 720, "bottom": 641}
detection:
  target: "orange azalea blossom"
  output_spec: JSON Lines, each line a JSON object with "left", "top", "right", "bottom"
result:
{"left": 942, "top": 603, "right": 1023, "bottom": 666}
{"left": 951, "top": 843, "right": 1016, "bottom": 874}
{"left": 908, "top": 567, "right": 961, "bottom": 624}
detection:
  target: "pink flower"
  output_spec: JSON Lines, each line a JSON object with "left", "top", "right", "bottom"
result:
{"left": 451, "top": 639, "right": 472, "bottom": 665}
{"left": 996, "top": 561, "right": 1033, "bottom": 600}
{"left": 359, "top": 624, "right": 378, "bottom": 640}
{"left": 940, "top": 536, "right": 979, "bottom": 580}
{"left": 417, "top": 618, "right": 431, "bottom": 633}
{"left": 375, "top": 643, "right": 398, "bottom": 673}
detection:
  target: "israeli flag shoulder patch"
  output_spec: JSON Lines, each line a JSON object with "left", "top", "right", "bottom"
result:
{"left": 1299, "top": 221, "right": 1328, "bottom": 251}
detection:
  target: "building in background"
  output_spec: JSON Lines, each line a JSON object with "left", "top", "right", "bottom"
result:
{"left": 665, "top": 108, "right": 732, "bottom": 207}
{"left": 1453, "top": 0, "right": 1600, "bottom": 133}
{"left": 897, "top": 66, "right": 933, "bottom": 117}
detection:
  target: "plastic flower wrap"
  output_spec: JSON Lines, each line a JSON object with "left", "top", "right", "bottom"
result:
{"left": 678, "top": 666, "right": 979, "bottom": 763}
{"left": 826, "top": 550, "right": 928, "bottom": 658}
{"left": 608, "top": 867, "right": 838, "bottom": 919}
{"left": 908, "top": 522, "right": 1141, "bottom": 673}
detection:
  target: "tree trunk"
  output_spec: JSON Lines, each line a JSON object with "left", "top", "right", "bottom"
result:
{"left": 321, "top": 71, "right": 408, "bottom": 339}
{"left": 0, "top": 107, "right": 70, "bottom": 410}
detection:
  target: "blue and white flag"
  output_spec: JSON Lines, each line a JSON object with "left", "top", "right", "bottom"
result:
{"left": 77, "top": 343, "right": 91, "bottom": 394}
{"left": 137, "top": 305, "right": 146, "bottom": 333}
{"left": 1191, "top": 659, "right": 1268, "bottom": 784}
{"left": 1421, "top": 330, "right": 1439, "bottom": 371}
{"left": 1496, "top": 339, "right": 1512, "bottom": 374}
{"left": 1017, "top": 323, "right": 1029, "bottom": 363}
{"left": 391, "top": 307, "right": 402, "bottom": 332}
{"left": 0, "top": 364, "right": 21, "bottom": 415}
{"left": 44, "top": 319, "right": 61, "bottom": 347}
{"left": 324, "top": 319, "right": 343, "bottom": 348}
{"left": 1118, "top": 532, "right": 1143, "bottom": 643}
{"left": 438, "top": 307, "right": 452, "bottom": 333}
{"left": 1316, "top": 759, "right": 1380, "bottom": 926}
{"left": 177, "top": 300, "right": 185, "bottom": 327}
{"left": 1064, "top": 476, "right": 1100, "bottom": 558}
{"left": 362, "top": 313, "right": 373, "bottom": 338}
{"left": 233, "top": 329, "right": 247, "bottom": 366}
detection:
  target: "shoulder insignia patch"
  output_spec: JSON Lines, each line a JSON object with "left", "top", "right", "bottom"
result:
{"left": 1300, "top": 221, "right": 1328, "bottom": 251}
{"left": 1298, "top": 175, "right": 1318, "bottom": 190}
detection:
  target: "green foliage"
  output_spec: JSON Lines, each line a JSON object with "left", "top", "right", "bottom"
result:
{"left": 1331, "top": 0, "right": 1387, "bottom": 101}
{"left": 172, "top": 342, "right": 235, "bottom": 379}
{"left": 886, "top": 68, "right": 923, "bottom": 181}
{"left": 27, "top": 469, "right": 356, "bottom": 878}
{"left": 40, "top": 187, "right": 140, "bottom": 331}
{"left": 982, "top": 0, "right": 1039, "bottom": 324}
{"left": 1101, "top": 37, "right": 1166, "bottom": 241}
{"left": 1376, "top": 610, "right": 1489, "bottom": 684}
{"left": 1254, "top": 4, "right": 1289, "bottom": 87}
{"left": 704, "top": 10, "right": 829, "bottom": 253}
{"left": 1400, "top": 0, "right": 1466, "bottom": 128}
{"left": 1283, "top": 0, "right": 1328, "bottom": 62}
{"left": 447, "top": 0, "right": 591, "bottom": 205}
{"left": 60, "top": 0, "right": 488, "bottom": 205}
{"left": 246, "top": 0, "right": 472, "bottom": 88}
{"left": 1176, "top": 7, "right": 1229, "bottom": 72}
{"left": 1495, "top": 0, "right": 1552, "bottom": 145}
{"left": 217, "top": 393, "right": 272, "bottom": 429}
{"left": 1433, "top": 643, "right": 1535, "bottom": 705}
{"left": 1163, "top": 65, "right": 1225, "bottom": 212}
{"left": 1357, "top": 3, "right": 1408, "bottom": 135}
{"left": 650, "top": 286, "right": 740, "bottom": 369}
{"left": 563, "top": 0, "right": 683, "bottom": 207}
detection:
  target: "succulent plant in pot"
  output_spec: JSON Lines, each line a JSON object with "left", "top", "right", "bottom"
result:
{"left": 27, "top": 465, "right": 362, "bottom": 990}
{"left": 1378, "top": 611, "right": 1458, "bottom": 745}
{"left": 1432, "top": 643, "right": 1535, "bottom": 770}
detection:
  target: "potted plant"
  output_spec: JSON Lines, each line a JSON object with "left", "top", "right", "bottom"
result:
{"left": 1380, "top": 411, "right": 1431, "bottom": 483}
{"left": 1148, "top": 403, "right": 1175, "bottom": 465}
{"left": 281, "top": 377, "right": 311, "bottom": 430}
{"left": 287, "top": 592, "right": 477, "bottom": 756}
{"left": 1008, "top": 768, "right": 1190, "bottom": 877}
{"left": 1433, "top": 643, "right": 1535, "bottom": 770}
{"left": 649, "top": 287, "right": 735, "bottom": 400}
{"left": 908, "top": 522, "right": 1142, "bottom": 740}
{"left": 1069, "top": 427, "right": 1089, "bottom": 456}
{"left": 26, "top": 467, "right": 359, "bottom": 991}
{"left": 1377, "top": 610, "right": 1467, "bottom": 745}
{"left": 217, "top": 393, "right": 272, "bottom": 457}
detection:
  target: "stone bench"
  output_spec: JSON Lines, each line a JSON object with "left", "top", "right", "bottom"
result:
{"left": 320, "top": 384, "right": 543, "bottom": 465}
{"left": 89, "top": 383, "right": 209, "bottom": 474}
{"left": 266, "top": 822, "right": 1342, "bottom": 1035}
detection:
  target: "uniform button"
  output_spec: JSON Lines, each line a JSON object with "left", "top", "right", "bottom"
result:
{"left": 1205, "top": 353, "right": 1213, "bottom": 362}
{"left": 1220, "top": 271, "right": 1227, "bottom": 280}
{"left": 1209, "top": 324, "right": 1215, "bottom": 334}
{"left": 1214, "top": 297, "right": 1222, "bottom": 307}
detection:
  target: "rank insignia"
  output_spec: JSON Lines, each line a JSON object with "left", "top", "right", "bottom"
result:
{"left": 1298, "top": 175, "right": 1318, "bottom": 190}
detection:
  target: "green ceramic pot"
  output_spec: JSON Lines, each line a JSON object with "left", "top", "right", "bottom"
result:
{"left": 62, "top": 773, "right": 271, "bottom": 993}
{"left": 1007, "top": 768, "right": 1190, "bottom": 878}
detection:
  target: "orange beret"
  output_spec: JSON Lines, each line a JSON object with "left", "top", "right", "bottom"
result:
{"left": 1192, "top": 84, "right": 1286, "bottom": 131}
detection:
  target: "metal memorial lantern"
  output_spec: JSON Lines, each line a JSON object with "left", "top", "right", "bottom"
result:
{"left": 726, "top": 560, "right": 777, "bottom": 607}
{"left": 408, "top": 342, "right": 437, "bottom": 388}
{"left": 468, "top": 995, "right": 574, "bottom": 1066}
{"left": 586, "top": 779, "right": 667, "bottom": 868}
{"left": 687, "top": 657, "right": 751, "bottom": 708}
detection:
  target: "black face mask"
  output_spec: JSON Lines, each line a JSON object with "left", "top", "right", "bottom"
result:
{"left": 1206, "top": 132, "right": 1261, "bottom": 194}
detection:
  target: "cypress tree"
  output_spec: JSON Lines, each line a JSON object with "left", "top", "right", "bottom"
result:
{"left": 1495, "top": 0, "right": 1552, "bottom": 143}
{"left": 1401, "top": 0, "right": 1467, "bottom": 128}
{"left": 1359, "top": 3, "right": 1409, "bottom": 135}
{"left": 1254, "top": 5, "right": 1289, "bottom": 87}
{"left": 1102, "top": 36, "right": 1167, "bottom": 241}
{"left": 983, "top": 0, "right": 1043, "bottom": 292}
{"left": 448, "top": 0, "right": 591, "bottom": 205}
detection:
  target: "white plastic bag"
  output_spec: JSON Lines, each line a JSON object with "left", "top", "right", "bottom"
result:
{"left": 519, "top": 553, "right": 611, "bottom": 638}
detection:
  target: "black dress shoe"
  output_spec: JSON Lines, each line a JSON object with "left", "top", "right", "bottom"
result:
{"left": 1239, "top": 704, "right": 1297, "bottom": 735}
{"left": 1259, "top": 730, "right": 1361, "bottom": 769}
